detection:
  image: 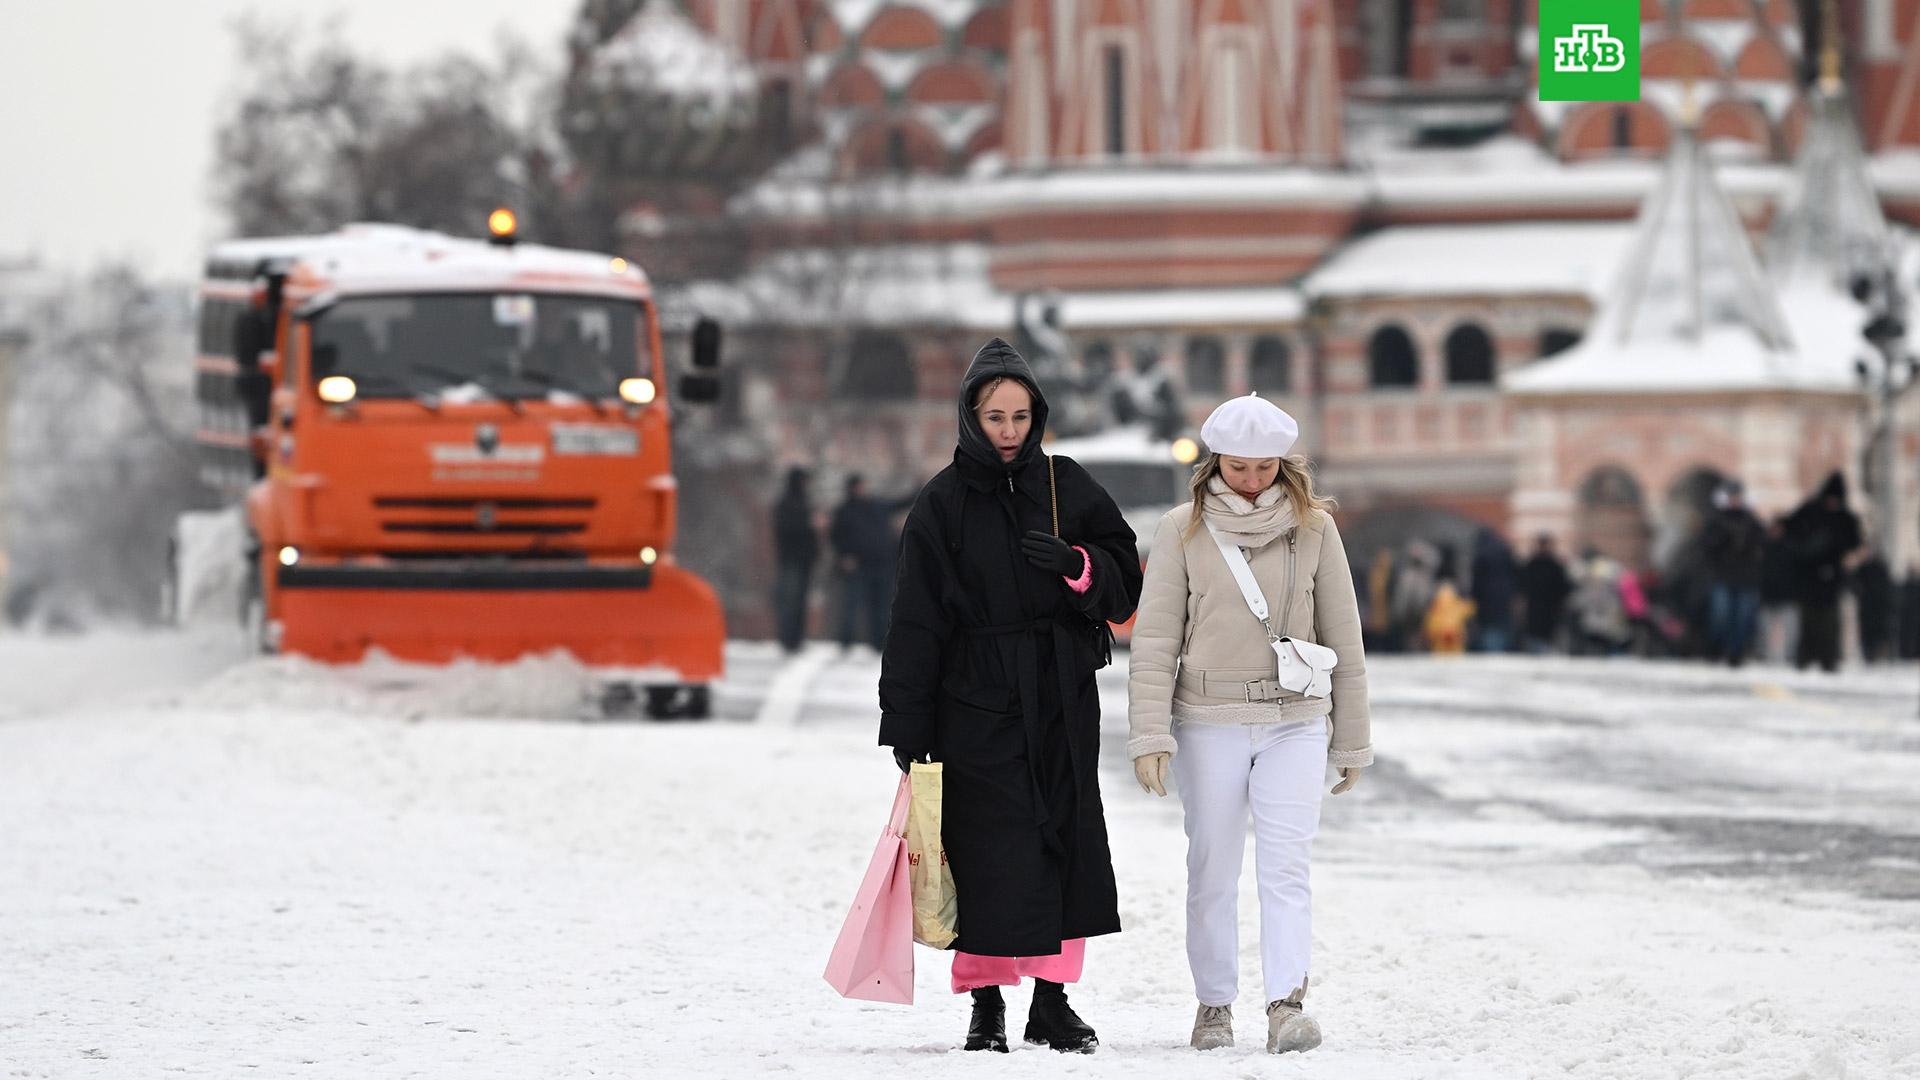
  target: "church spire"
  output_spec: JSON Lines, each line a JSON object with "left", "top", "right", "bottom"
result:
{"left": 1600, "top": 109, "right": 1790, "bottom": 351}
{"left": 1768, "top": 0, "right": 1889, "bottom": 288}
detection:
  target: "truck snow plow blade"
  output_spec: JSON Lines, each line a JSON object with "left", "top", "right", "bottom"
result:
{"left": 275, "top": 560, "right": 724, "bottom": 683}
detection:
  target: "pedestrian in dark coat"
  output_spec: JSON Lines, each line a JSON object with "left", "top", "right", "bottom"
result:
{"left": 830, "top": 475, "right": 899, "bottom": 651}
{"left": 1854, "top": 549, "right": 1895, "bottom": 663}
{"left": 772, "top": 468, "right": 819, "bottom": 654}
{"left": 1469, "top": 528, "right": 1518, "bottom": 653}
{"left": 879, "top": 338, "right": 1143, "bottom": 1054}
{"left": 1898, "top": 566, "right": 1920, "bottom": 660}
{"left": 1784, "top": 472, "right": 1863, "bottom": 673}
{"left": 1518, "top": 534, "right": 1571, "bottom": 654}
{"left": 1699, "top": 482, "right": 1767, "bottom": 666}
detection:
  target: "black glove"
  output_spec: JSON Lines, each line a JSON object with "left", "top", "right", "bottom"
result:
{"left": 1021, "top": 530, "right": 1081, "bottom": 576}
{"left": 893, "top": 748, "right": 931, "bottom": 774}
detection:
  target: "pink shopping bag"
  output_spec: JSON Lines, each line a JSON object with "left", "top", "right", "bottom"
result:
{"left": 823, "top": 774, "right": 915, "bottom": 1005}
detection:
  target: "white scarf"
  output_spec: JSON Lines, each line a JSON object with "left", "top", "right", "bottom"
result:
{"left": 1201, "top": 476, "right": 1296, "bottom": 549}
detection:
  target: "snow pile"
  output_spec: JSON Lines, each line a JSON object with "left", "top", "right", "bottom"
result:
{"left": 180, "top": 648, "right": 606, "bottom": 721}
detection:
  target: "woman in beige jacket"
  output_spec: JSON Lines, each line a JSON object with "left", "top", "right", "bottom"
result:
{"left": 1127, "top": 394, "right": 1371, "bottom": 1055}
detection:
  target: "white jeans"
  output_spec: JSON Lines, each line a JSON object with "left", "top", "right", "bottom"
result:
{"left": 1171, "top": 717, "right": 1328, "bottom": 1007}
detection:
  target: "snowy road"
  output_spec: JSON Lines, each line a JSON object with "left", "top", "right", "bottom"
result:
{"left": 3, "top": 632, "right": 1918, "bottom": 1079}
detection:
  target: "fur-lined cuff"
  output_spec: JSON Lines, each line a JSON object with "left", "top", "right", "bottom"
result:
{"left": 1128, "top": 733, "right": 1177, "bottom": 760}
{"left": 1328, "top": 745, "right": 1373, "bottom": 769}
{"left": 1062, "top": 545, "right": 1093, "bottom": 593}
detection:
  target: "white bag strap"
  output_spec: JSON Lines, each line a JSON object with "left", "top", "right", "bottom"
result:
{"left": 1204, "top": 521, "right": 1274, "bottom": 639}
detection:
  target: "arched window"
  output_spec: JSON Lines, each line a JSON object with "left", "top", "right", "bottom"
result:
{"left": 886, "top": 128, "right": 909, "bottom": 174}
{"left": 1185, "top": 337, "right": 1226, "bottom": 394}
{"left": 843, "top": 331, "right": 916, "bottom": 400}
{"left": 1444, "top": 323, "right": 1496, "bottom": 384}
{"left": 1249, "top": 335, "right": 1292, "bottom": 395}
{"left": 1103, "top": 45, "right": 1128, "bottom": 156}
{"left": 1368, "top": 324, "right": 1418, "bottom": 389}
{"left": 1539, "top": 327, "right": 1581, "bottom": 358}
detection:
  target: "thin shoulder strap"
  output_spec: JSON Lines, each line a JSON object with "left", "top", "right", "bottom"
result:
{"left": 1204, "top": 521, "right": 1271, "bottom": 633}
{"left": 1048, "top": 455, "right": 1059, "bottom": 537}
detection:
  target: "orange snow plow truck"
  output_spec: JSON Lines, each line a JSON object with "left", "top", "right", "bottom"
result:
{"left": 191, "top": 218, "right": 725, "bottom": 717}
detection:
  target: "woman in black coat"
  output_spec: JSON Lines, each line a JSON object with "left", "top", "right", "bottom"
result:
{"left": 879, "top": 338, "right": 1143, "bottom": 1055}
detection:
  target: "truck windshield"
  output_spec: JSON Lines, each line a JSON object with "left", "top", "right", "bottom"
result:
{"left": 309, "top": 293, "right": 650, "bottom": 400}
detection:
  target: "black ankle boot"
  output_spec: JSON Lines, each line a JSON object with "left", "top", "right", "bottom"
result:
{"left": 965, "top": 987, "right": 1008, "bottom": 1052}
{"left": 1024, "top": 979, "right": 1097, "bottom": 1054}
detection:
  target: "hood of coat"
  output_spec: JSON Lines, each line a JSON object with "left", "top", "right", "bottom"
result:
{"left": 957, "top": 337, "right": 1050, "bottom": 477}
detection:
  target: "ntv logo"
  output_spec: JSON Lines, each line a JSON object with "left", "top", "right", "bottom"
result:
{"left": 1554, "top": 24, "right": 1627, "bottom": 74}
{"left": 1538, "top": 2, "right": 1640, "bottom": 101}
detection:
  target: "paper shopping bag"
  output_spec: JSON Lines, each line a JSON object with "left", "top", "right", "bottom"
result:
{"left": 823, "top": 774, "right": 915, "bottom": 1004}
{"left": 906, "top": 762, "right": 958, "bottom": 949}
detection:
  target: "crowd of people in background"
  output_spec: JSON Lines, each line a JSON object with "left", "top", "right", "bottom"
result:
{"left": 774, "top": 466, "right": 1908, "bottom": 670}
{"left": 1361, "top": 471, "right": 1905, "bottom": 671}
{"left": 771, "top": 468, "right": 908, "bottom": 656}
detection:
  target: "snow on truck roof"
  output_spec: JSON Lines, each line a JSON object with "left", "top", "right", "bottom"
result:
{"left": 204, "top": 224, "right": 650, "bottom": 299}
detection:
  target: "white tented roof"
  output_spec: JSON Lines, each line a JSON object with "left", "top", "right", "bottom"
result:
{"left": 1305, "top": 223, "right": 1634, "bottom": 300}
{"left": 1503, "top": 124, "right": 1829, "bottom": 398}
{"left": 207, "top": 225, "right": 648, "bottom": 298}
{"left": 1769, "top": 82, "right": 1891, "bottom": 288}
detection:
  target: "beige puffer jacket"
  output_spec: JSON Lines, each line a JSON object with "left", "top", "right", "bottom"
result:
{"left": 1126, "top": 503, "right": 1373, "bottom": 768}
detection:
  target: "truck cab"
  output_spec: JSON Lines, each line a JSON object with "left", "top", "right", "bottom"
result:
{"left": 193, "top": 221, "right": 725, "bottom": 717}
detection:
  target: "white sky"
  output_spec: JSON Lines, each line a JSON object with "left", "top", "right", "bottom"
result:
{"left": 0, "top": 1, "right": 578, "bottom": 283}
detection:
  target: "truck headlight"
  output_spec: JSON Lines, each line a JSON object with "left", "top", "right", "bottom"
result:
{"left": 619, "top": 378, "right": 657, "bottom": 405}
{"left": 640, "top": 547, "right": 658, "bottom": 565}
{"left": 278, "top": 546, "right": 301, "bottom": 567}
{"left": 318, "top": 376, "right": 358, "bottom": 404}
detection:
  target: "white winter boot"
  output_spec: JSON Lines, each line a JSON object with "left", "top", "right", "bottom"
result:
{"left": 1190, "top": 1004, "right": 1232, "bottom": 1050}
{"left": 1266, "top": 999, "right": 1322, "bottom": 1054}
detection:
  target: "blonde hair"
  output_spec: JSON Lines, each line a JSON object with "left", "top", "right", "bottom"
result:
{"left": 973, "top": 376, "right": 1032, "bottom": 411}
{"left": 1183, "top": 453, "right": 1337, "bottom": 541}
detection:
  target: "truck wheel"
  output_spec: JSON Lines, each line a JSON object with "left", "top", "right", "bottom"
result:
{"left": 598, "top": 682, "right": 642, "bottom": 720}
{"left": 682, "top": 686, "right": 712, "bottom": 720}
{"left": 645, "top": 685, "right": 712, "bottom": 721}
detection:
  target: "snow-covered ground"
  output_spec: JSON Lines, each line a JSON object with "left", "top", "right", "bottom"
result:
{"left": 3, "top": 632, "right": 1918, "bottom": 1079}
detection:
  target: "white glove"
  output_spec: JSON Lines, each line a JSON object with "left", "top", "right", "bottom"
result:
{"left": 1331, "top": 767, "right": 1361, "bottom": 795}
{"left": 1134, "top": 752, "right": 1170, "bottom": 797}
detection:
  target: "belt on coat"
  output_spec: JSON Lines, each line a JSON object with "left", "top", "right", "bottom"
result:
{"left": 960, "top": 614, "right": 1086, "bottom": 858}
{"left": 1177, "top": 667, "right": 1288, "bottom": 703}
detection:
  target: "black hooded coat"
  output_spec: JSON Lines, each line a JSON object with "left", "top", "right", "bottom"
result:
{"left": 879, "top": 339, "right": 1143, "bottom": 957}
{"left": 1783, "top": 473, "right": 1863, "bottom": 604}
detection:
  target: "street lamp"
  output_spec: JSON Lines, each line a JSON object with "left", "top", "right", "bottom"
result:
{"left": 1848, "top": 242, "right": 1913, "bottom": 569}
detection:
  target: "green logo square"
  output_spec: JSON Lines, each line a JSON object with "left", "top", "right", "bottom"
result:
{"left": 1538, "top": 0, "right": 1641, "bottom": 102}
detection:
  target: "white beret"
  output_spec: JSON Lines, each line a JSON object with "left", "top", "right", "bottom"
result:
{"left": 1200, "top": 393, "right": 1299, "bottom": 458}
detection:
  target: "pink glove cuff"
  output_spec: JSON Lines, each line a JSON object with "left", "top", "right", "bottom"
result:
{"left": 1063, "top": 545, "right": 1093, "bottom": 593}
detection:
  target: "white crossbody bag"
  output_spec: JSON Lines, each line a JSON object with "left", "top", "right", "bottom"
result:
{"left": 1205, "top": 523, "right": 1338, "bottom": 699}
